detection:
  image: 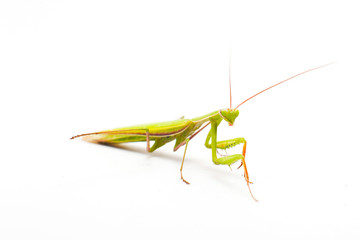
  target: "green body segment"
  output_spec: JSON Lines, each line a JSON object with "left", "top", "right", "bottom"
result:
{"left": 84, "top": 110, "right": 220, "bottom": 152}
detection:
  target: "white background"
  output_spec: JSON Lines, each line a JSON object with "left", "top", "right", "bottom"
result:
{"left": 1, "top": 0, "right": 359, "bottom": 239}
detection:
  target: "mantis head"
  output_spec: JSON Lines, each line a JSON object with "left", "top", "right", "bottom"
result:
{"left": 220, "top": 109, "right": 239, "bottom": 126}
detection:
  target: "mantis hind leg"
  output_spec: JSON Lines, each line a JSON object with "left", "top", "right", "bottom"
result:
{"left": 180, "top": 138, "right": 190, "bottom": 184}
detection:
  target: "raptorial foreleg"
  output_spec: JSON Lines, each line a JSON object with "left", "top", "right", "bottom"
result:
{"left": 205, "top": 122, "right": 257, "bottom": 201}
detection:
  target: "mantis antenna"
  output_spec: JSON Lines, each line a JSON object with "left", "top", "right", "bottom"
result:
{"left": 234, "top": 62, "right": 335, "bottom": 109}
{"left": 229, "top": 51, "right": 232, "bottom": 109}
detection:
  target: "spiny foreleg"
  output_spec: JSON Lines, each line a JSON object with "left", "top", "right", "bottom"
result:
{"left": 205, "top": 122, "right": 257, "bottom": 201}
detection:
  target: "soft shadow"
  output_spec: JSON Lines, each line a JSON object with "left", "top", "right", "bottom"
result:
{"left": 86, "top": 141, "right": 181, "bottom": 163}
{"left": 84, "top": 140, "right": 254, "bottom": 197}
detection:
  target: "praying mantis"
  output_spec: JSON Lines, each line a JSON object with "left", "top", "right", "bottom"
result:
{"left": 71, "top": 61, "right": 333, "bottom": 201}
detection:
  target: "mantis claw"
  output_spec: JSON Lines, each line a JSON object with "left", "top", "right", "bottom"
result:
{"left": 181, "top": 176, "right": 190, "bottom": 185}
{"left": 246, "top": 182, "right": 258, "bottom": 202}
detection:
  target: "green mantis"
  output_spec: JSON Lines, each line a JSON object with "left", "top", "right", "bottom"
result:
{"left": 71, "top": 62, "right": 333, "bottom": 201}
